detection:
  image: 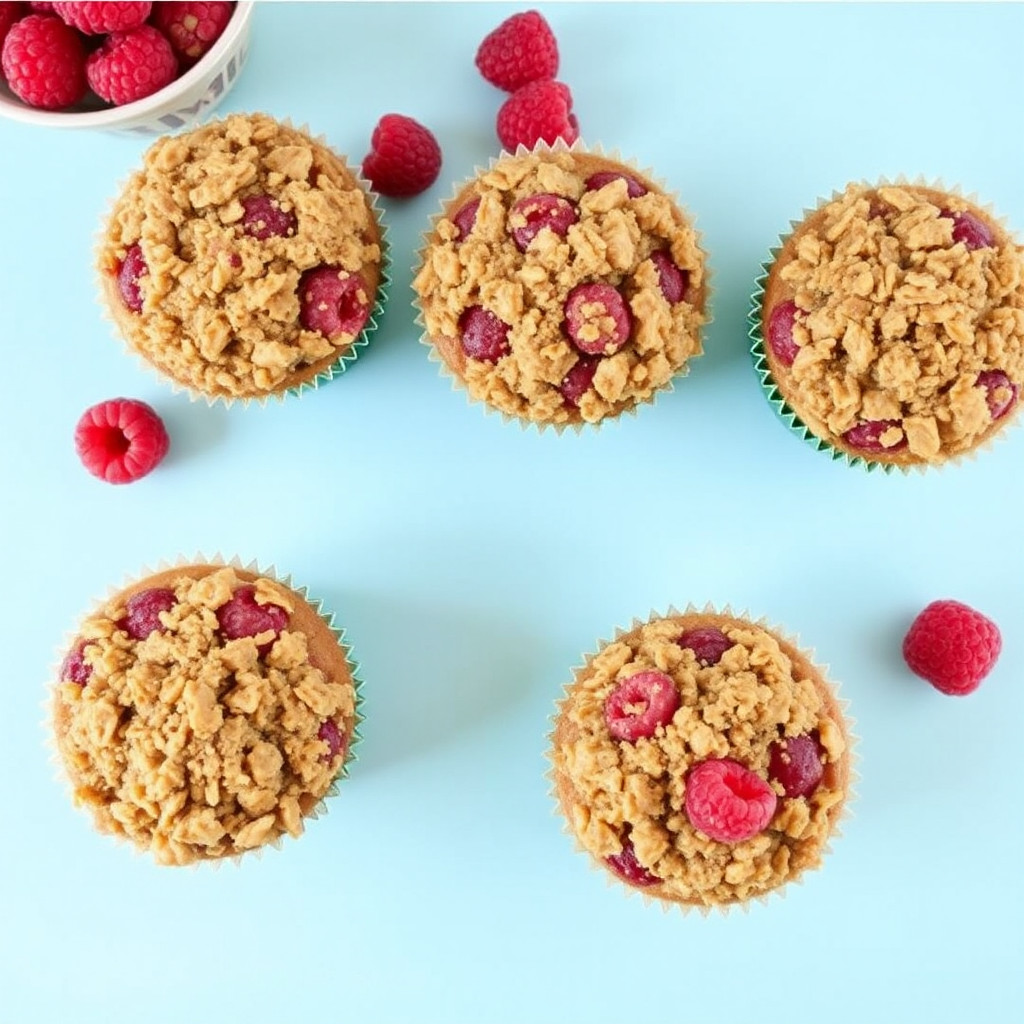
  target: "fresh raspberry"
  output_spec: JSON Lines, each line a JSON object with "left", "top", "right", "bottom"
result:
{"left": 298, "top": 266, "right": 371, "bottom": 340}
{"left": 977, "top": 369, "right": 1018, "bottom": 420}
{"left": 361, "top": 113, "right": 442, "bottom": 198}
{"left": 509, "top": 192, "right": 577, "bottom": 251}
{"left": 74, "top": 398, "right": 169, "bottom": 485}
{"left": 119, "top": 587, "right": 177, "bottom": 640}
{"left": 149, "top": 0, "right": 232, "bottom": 63}
{"left": 318, "top": 718, "right": 346, "bottom": 764}
{"left": 941, "top": 207, "right": 994, "bottom": 250}
{"left": 604, "top": 670, "right": 680, "bottom": 743}
{"left": 458, "top": 305, "right": 510, "bottom": 362}
{"left": 496, "top": 79, "right": 578, "bottom": 152}
{"left": 117, "top": 242, "right": 148, "bottom": 312}
{"left": 564, "top": 283, "right": 631, "bottom": 356}
{"left": 766, "top": 298, "right": 801, "bottom": 368}
{"left": 684, "top": 758, "right": 777, "bottom": 844}
{"left": 902, "top": 599, "right": 1002, "bottom": 696}
{"left": 842, "top": 419, "right": 907, "bottom": 454}
{"left": 241, "top": 194, "right": 297, "bottom": 240}
{"left": 452, "top": 197, "right": 481, "bottom": 241}
{"left": 53, "top": 1, "right": 151, "bottom": 34}
{"left": 216, "top": 586, "right": 289, "bottom": 654}
{"left": 1, "top": 13, "right": 87, "bottom": 110}
{"left": 0, "top": 3, "right": 24, "bottom": 50}
{"left": 768, "top": 733, "right": 825, "bottom": 798}
{"left": 650, "top": 250, "right": 688, "bottom": 304}
{"left": 85, "top": 24, "right": 177, "bottom": 106}
{"left": 559, "top": 356, "right": 598, "bottom": 408}
{"left": 475, "top": 9, "right": 558, "bottom": 93}
{"left": 605, "top": 829, "right": 661, "bottom": 888}
{"left": 60, "top": 639, "right": 93, "bottom": 685}
{"left": 677, "top": 627, "right": 732, "bottom": 667}
{"left": 584, "top": 170, "right": 647, "bottom": 199}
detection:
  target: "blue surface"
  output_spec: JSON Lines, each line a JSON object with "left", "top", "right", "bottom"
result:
{"left": 1, "top": 4, "right": 1022, "bottom": 1022}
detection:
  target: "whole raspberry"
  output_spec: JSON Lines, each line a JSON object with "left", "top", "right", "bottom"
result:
{"left": 119, "top": 588, "right": 177, "bottom": 640}
{"left": 650, "top": 251, "right": 688, "bottom": 305}
{"left": 509, "top": 192, "right": 577, "bottom": 251}
{"left": 685, "top": 758, "right": 777, "bottom": 844}
{"left": 564, "top": 282, "right": 631, "bottom": 356}
{"left": 902, "top": 599, "right": 1002, "bottom": 696}
{"left": 842, "top": 419, "right": 907, "bottom": 455}
{"left": 85, "top": 23, "right": 177, "bottom": 106}
{"left": 53, "top": 1, "right": 151, "bottom": 34}
{"left": 605, "top": 829, "right": 661, "bottom": 888}
{"left": 496, "top": 79, "right": 578, "bottom": 152}
{"left": 458, "top": 305, "right": 510, "bottom": 362}
{"left": 0, "top": 3, "right": 24, "bottom": 51}
{"left": 361, "top": 113, "right": 442, "bottom": 198}
{"left": 60, "top": 639, "right": 93, "bottom": 685}
{"left": 318, "top": 718, "right": 346, "bottom": 764}
{"left": 74, "top": 398, "right": 169, "bottom": 485}
{"left": 677, "top": 627, "right": 732, "bottom": 667}
{"left": 149, "top": 0, "right": 233, "bottom": 63}
{"left": 1, "top": 13, "right": 87, "bottom": 110}
{"left": 216, "top": 586, "right": 289, "bottom": 655}
{"left": 559, "top": 356, "right": 598, "bottom": 408}
{"left": 768, "top": 733, "right": 825, "bottom": 798}
{"left": 475, "top": 9, "right": 558, "bottom": 92}
{"left": 767, "top": 298, "right": 801, "bottom": 368}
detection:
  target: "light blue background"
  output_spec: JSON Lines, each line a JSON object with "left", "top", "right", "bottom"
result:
{"left": 1, "top": 3, "right": 1022, "bottom": 1022}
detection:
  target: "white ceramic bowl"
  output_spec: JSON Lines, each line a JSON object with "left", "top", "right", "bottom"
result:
{"left": 0, "top": 2, "right": 253, "bottom": 134}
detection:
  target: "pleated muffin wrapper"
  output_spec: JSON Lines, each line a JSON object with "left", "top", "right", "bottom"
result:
{"left": 749, "top": 175, "right": 1024, "bottom": 474}
{"left": 411, "top": 137, "right": 713, "bottom": 434}
{"left": 46, "top": 554, "right": 363, "bottom": 868}
{"left": 546, "top": 604, "right": 858, "bottom": 914}
{"left": 95, "top": 114, "right": 391, "bottom": 408}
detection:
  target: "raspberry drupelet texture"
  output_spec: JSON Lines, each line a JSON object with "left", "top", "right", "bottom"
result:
{"left": 684, "top": 758, "right": 778, "bottom": 844}
{"left": 475, "top": 9, "right": 558, "bottom": 92}
{"left": 74, "top": 398, "right": 169, "bottom": 484}
{"left": 1, "top": 12, "right": 87, "bottom": 109}
{"left": 53, "top": 1, "right": 151, "bottom": 34}
{"left": 150, "top": 0, "right": 233, "bottom": 62}
{"left": 361, "top": 113, "right": 442, "bottom": 198}
{"left": 496, "top": 79, "right": 578, "bottom": 151}
{"left": 85, "top": 23, "right": 177, "bottom": 105}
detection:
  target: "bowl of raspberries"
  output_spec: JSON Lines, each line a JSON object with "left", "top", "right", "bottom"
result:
{"left": 0, "top": 1, "right": 252, "bottom": 133}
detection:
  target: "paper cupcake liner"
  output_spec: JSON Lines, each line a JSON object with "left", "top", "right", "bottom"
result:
{"left": 546, "top": 603, "right": 857, "bottom": 914}
{"left": 45, "top": 553, "right": 363, "bottom": 868}
{"left": 749, "top": 175, "right": 1023, "bottom": 473}
{"left": 412, "top": 137, "right": 713, "bottom": 434}
{"left": 95, "top": 116, "right": 390, "bottom": 408}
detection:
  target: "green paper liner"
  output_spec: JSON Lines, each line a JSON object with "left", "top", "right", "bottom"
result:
{"left": 45, "top": 554, "right": 363, "bottom": 868}
{"left": 546, "top": 603, "right": 857, "bottom": 914}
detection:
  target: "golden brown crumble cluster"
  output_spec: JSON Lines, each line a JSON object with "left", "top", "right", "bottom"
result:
{"left": 53, "top": 566, "right": 357, "bottom": 866}
{"left": 763, "top": 184, "right": 1024, "bottom": 463}
{"left": 99, "top": 112, "right": 383, "bottom": 400}
{"left": 413, "top": 150, "right": 707, "bottom": 426}
{"left": 551, "top": 614, "right": 850, "bottom": 908}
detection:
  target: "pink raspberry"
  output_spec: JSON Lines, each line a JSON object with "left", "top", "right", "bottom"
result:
{"left": 119, "top": 587, "right": 177, "bottom": 641}
{"left": 361, "top": 113, "right": 442, "bottom": 198}
{"left": 585, "top": 170, "right": 647, "bottom": 198}
{"left": 474, "top": 9, "right": 558, "bottom": 93}
{"left": 1, "top": 13, "right": 87, "bottom": 110}
{"left": 605, "top": 829, "right": 661, "bottom": 888}
{"left": 941, "top": 207, "right": 995, "bottom": 250}
{"left": 60, "top": 639, "right": 93, "bottom": 685}
{"left": 74, "top": 398, "right": 169, "bottom": 485}
{"left": 842, "top": 419, "right": 907, "bottom": 454}
{"left": 977, "top": 369, "right": 1018, "bottom": 420}
{"left": 117, "top": 242, "right": 148, "bottom": 312}
{"left": 685, "top": 758, "right": 777, "bottom": 844}
{"left": 768, "top": 733, "right": 825, "bottom": 798}
{"left": 650, "top": 250, "right": 688, "bottom": 304}
{"left": 452, "top": 197, "right": 481, "bottom": 241}
{"left": 149, "top": 0, "right": 232, "bottom": 63}
{"left": 241, "top": 194, "right": 296, "bottom": 240}
{"left": 564, "top": 283, "right": 632, "bottom": 356}
{"left": 677, "top": 627, "right": 732, "bottom": 667}
{"left": 766, "top": 298, "right": 801, "bottom": 367}
{"left": 318, "top": 718, "right": 346, "bottom": 764}
{"left": 86, "top": 24, "right": 177, "bottom": 106}
{"left": 298, "top": 266, "right": 371, "bottom": 341}
{"left": 458, "top": 305, "right": 510, "bottom": 362}
{"left": 53, "top": 1, "right": 151, "bottom": 34}
{"left": 509, "top": 192, "right": 577, "bottom": 252}
{"left": 559, "top": 356, "right": 598, "bottom": 408}
{"left": 0, "top": 3, "right": 24, "bottom": 50}
{"left": 496, "top": 79, "right": 579, "bottom": 152}
{"left": 604, "top": 670, "right": 680, "bottom": 743}
{"left": 216, "top": 586, "right": 289, "bottom": 654}
{"left": 902, "top": 599, "right": 1002, "bottom": 696}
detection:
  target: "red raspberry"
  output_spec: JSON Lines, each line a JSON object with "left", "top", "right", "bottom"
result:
{"left": 53, "top": 1, "right": 150, "bottom": 34}
{"left": 475, "top": 9, "right": 558, "bottom": 93}
{"left": 149, "top": 0, "right": 233, "bottom": 63}
{"left": 559, "top": 356, "right": 598, "bottom": 408}
{"left": 452, "top": 197, "right": 481, "bottom": 241}
{"left": 842, "top": 419, "right": 907, "bottom": 454}
{"left": 605, "top": 829, "right": 661, "bottom": 888}
{"left": 941, "top": 207, "right": 994, "bottom": 250}
{"left": 298, "top": 266, "right": 371, "bottom": 341}
{"left": 604, "top": 670, "right": 680, "bottom": 743}
{"left": 85, "top": 24, "right": 177, "bottom": 106}
{"left": 496, "top": 79, "right": 579, "bottom": 152}
{"left": 564, "top": 283, "right": 631, "bottom": 356}
{"left": 216, "top": 585, "right": 289, "bottom": 654}
{"left": 585, "top": 170, "right": 647, "bottom": 199}
{"left": 361, "top": 113, "right": 442, "bottom": 199}
{"left": 458, "top": 305, "right": 510, "bottom": 362}
{"left": 117, "top": 242, "right": 148, "bottom": 312}
{"left": 509, "top": 192, "right": 577, "bottom": 252}
{"left": 318, "top": 718, "right": 346, "bottom": 764}
{"left": 768, "top": 733, "right": 825, "bottom": 798}
{"left": 119, "top": 587, "right": 177, "bottom": 640}
{"left": 0, "top": 4, "right": 24, "bottom": 51}
{"left": 976, "top": 369, "right": 1018, "bottom": 421}
{"left": 1, "top": 13, "right": 87, "bottom": 110}
{"left": 650, "top": 250, "right": 689, "bottom": 304}
{"left": 767, "top": 298, "right": 801, "bottom": 368}
{"left": 677, "top": 627, "right": 732, "bottom": 667}
{"left": 902, "top": 599, "right": 1002, "bottom": 696}
{"left": 241, "top": 193, "right": 297, "bottom": 240}
{"left": 74, "top": 398, "right": 169, "bottom": 485}
{"left": 685, "top": 758, "right": 777, "bottom": 844}
{"left": 60, "top": 639, "right": 93, "bottom": 685}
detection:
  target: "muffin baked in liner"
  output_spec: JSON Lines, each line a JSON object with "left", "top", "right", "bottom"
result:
{"left": 96, "top": 112, "right": 390, "bottom": 406}
{"left": 412, "top": 139, "right": 711, "bottom": 432}
{"left": 749, "top": 178, "right": 1024, "bottom": 473}
{"left": 548, "top": 606, "right": 855, "bottom": 913}
{"left": 48, "top": 555, "right": 363, "bottom": 866}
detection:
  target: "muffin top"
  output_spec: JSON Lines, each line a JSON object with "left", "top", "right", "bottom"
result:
{"left": 412, "top": 148, "right": 707, "bottom": 427}
{"left": 550, "top": 612, "right": 850, "bottom": 907}
{"left": 760, "top": 183, "right": 1024, "bottom": 466}
{"left": 53, "top": 564, "right": 357, "bottom": 865}
{"left": 99, "top": 112, "right": 384, "bottom": 400}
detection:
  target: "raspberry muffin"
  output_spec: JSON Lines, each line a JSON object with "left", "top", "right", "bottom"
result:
{"left": 549, "top": 610, "right": 852, "bottom": 909}
{"left": 412, "top": 145, "right": 708, "bottom": 428}
{"left": 51, "top": 561, "right": 360, "bottom": 865}
{"left": 98, "top": 112, "right": 387, "bottom": 402}
{"left": 752, "top": 182, "right": 1024, "bottom": 469}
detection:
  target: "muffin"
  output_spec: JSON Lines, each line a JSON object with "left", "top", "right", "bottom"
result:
{"left": 51, "top": 561, "right": 360, "bottom": 865}
{"left": 412, "top": 145, "right": 708, "bottom": 428}
{"left": 549, "top": 609, "right": 851, "bottom": 909}
{"left": 98, "top": 112, "right": 387, "bottom": 402}
{"left": 752, "top": 181, "right": 1024, "bottom": 469}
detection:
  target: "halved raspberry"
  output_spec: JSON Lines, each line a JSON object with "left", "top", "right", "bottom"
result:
{"left": 564, "top": 283, "right": 632, "bottom": 356}
{"left": 903, "top": 599, "right": 1002, "bottom": 696}
{"left": 298, "top": 266, "right": 371, "bottom": 341}
{"left": 85, "top": 24, "right": 178, "bottom": 106}
{"left": 842, "top": 419, "right": 907, "bottom": 454}
{"left": 149, "top": 0, "right": 233, "bottom": 63}
{"left": 559, "top": 356, "right": 599, "bottom": 408}
{"left": 452, "top": 197, "right": 481, "bottom": 241}
{"left": 605, "top": 829, "right": 661, "bottom": 888}
{"left": 509, "top": 192, "right": 577, "bottom": 252}
{"left": 941, "top": 207, "right": 995, "bottom": 250}
{"left": 768, "top": 733, "right": 825, "bottom": 798}
{"left": 60, "top": 640, "right": 93, "bottom": 686}
{"left": 677, "top": 627, "right": 732, "bottom": 667}
{"left": 117, "top": 242, "right": 148, "bottom": 312}
{"left": 318, "top": 718, "right": 346, "bottom": 764}
{"left": 241, "top": 194, "right": 296, "bottom": 240}
{"left": 74, "top": 398, "right": 169, "bottom": 484}
{"left": 475, "top": 9, "right": 559, "bottom": 93}
{"left": 584, "top": 170, "right": 647, "bottom": 199}
{"left": 684, "top": 758, "right": 777, "bottom": 844}
{"left": 458, "top": 305, "right": 510, "bottom": 362}
{"left": 766, "top": 299, "right": 801, "bottom": 368}
{"left": 119, "top": 587, "right": 177, "bottom": 640}
{"left": 650, "top": 250, "right": 688, "bottom": 304}
{"left": 976, "top": 369, "right": 1018, "bottom": 420}
{"left": 216, "top": 586, "right": 289, "bottom": 654}
{"left": 1, "top": 13, "right": 87, "bottom": 110}
{"left": 604, "top": 670, "right": 680, "bottom": 743}
{"left": 54, "top": 1, "right": 151, "bottom": 34}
